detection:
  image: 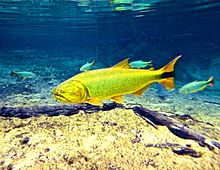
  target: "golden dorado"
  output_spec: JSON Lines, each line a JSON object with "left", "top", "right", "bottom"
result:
{"left": 53, "top": 56, "right": 181, "bottom": 105}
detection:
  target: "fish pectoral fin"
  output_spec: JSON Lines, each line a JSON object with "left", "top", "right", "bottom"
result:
{"left": 86, "top": 98, "right": 103, "bottom": 106}
{"left": 133, "top": 83, "right": 153, "bottom": 96}
{"left": 111, "top": 96, "right": 124, "bottom": 104}
{"left": 111, "top": 58, "right": 131, "bottom": 69}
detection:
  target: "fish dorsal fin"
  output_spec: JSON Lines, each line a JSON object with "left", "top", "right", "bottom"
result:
{"left": 111, "top": 95, "right": 124, "bottom": 104}
{"left": 133, "top": 83, "right": 153, "bottom": 96}
{"left": 111, "top": 58, "right": 131, "bottom": 69}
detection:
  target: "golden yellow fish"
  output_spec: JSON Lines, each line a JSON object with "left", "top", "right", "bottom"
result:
{"left": 53, "top": 56, "right": 181, "bottom": 105}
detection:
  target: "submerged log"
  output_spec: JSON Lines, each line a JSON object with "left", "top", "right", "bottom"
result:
{"left": 131, "top": 106, "right": 214, "bottom": 150}
{"left": 0, "top": 103, "right": 217, "bottom": 150}
{"left": 0, "top": 103, "right": 123, "bottom": 118}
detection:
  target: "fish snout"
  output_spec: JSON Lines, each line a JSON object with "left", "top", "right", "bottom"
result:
{"left": 52, "top": 87, "right": 61, "bottom": 97}
{"left": 53, "top": 88, "right": 64, "bottom": 96}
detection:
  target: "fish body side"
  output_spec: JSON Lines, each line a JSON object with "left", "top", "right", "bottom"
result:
{"left": 179, "top": 76, "right": 214, "bottom": 94}
{"left": 53, "top": 56, "right": 181, "bottom": 105}
{"left": 74, "top": 68, "right": 160, "bottom": 100}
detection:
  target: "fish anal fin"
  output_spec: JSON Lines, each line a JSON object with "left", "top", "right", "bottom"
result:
{"left": 112, "top": 58, "right": 131, "bottom": 69}
{"left": 133, "top": 83, "right": 153, "bottom": 96}
{"left": 86, "top": 98, "right": 103, "bottom": 106}
{"left": 111, "top": 95, "right": 124, "bottom": 104}
{"left": 159, "top": 78, "right": 175, "bottom": 90}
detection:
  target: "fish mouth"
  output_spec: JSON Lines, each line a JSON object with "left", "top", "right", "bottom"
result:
{"left": 53, "top": 92, "right": 71, "bottom": 103}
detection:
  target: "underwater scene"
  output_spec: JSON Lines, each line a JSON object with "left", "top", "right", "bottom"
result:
{"left": 0, "top": 0, "right": 220, "bottom": 169}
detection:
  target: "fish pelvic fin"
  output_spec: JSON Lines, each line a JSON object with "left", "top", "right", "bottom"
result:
{"left": 158, "top": 55, "right": 181, "bottom": 90}
{"left": 112, "top": 58, "right": 131, "bottom": 69}
{"left": 111, "top": 95, "right": 124, "bottom": 104}
{"left": 207, "top": 76, "right": 215, "bottom": 86}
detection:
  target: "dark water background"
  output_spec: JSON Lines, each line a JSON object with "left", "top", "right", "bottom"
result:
{"left": 0, "top": 0, "right": 220, "bottom": 87}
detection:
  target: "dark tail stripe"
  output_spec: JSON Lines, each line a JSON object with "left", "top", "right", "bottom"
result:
{"left": 161, "top": 71, "right": 174, "bottom": 79}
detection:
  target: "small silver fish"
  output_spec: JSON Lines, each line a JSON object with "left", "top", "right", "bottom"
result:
{"left": 80, "top": 61, "right": 95, "bottom": 72}
{"left": 129, "top": 60, "right": 152, "bottom": 69}
{"left": 10, "top": 71, "right": 36, "bottom": 79}
{"left": 179, "top": 76, "right": 215, "bottom": 94}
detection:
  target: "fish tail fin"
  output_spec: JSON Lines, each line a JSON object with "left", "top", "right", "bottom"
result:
{"left": 158, "top": 55, "right": 181, "bottom": 90}
{"left": 207, "top": 76, "right": 215, "bottom": 86}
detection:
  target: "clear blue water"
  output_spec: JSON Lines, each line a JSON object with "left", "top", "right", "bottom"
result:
{"left": 0, "top": 0, "right": 220, "bottom": 101}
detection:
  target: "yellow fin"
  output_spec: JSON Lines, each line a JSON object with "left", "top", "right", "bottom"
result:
{"left": 133, "top": 83, "right": 153, "bottom": 96}
{"left": 111, "top": 58, "right": 131, "bottom": 69}
{"left": 159, "top": 77, "right": 175, "bottom": 90}
{"left": 158, "top": 55, "right": 181, "bottom": 90}
{"left": 111, "top": 96, "right": 124, "bottom": 104}
{"left": 86, "top": 98, "right": 103, "bottom": 106}
{"left": 160, "top": 55, "right": 181, "bottom": 72}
